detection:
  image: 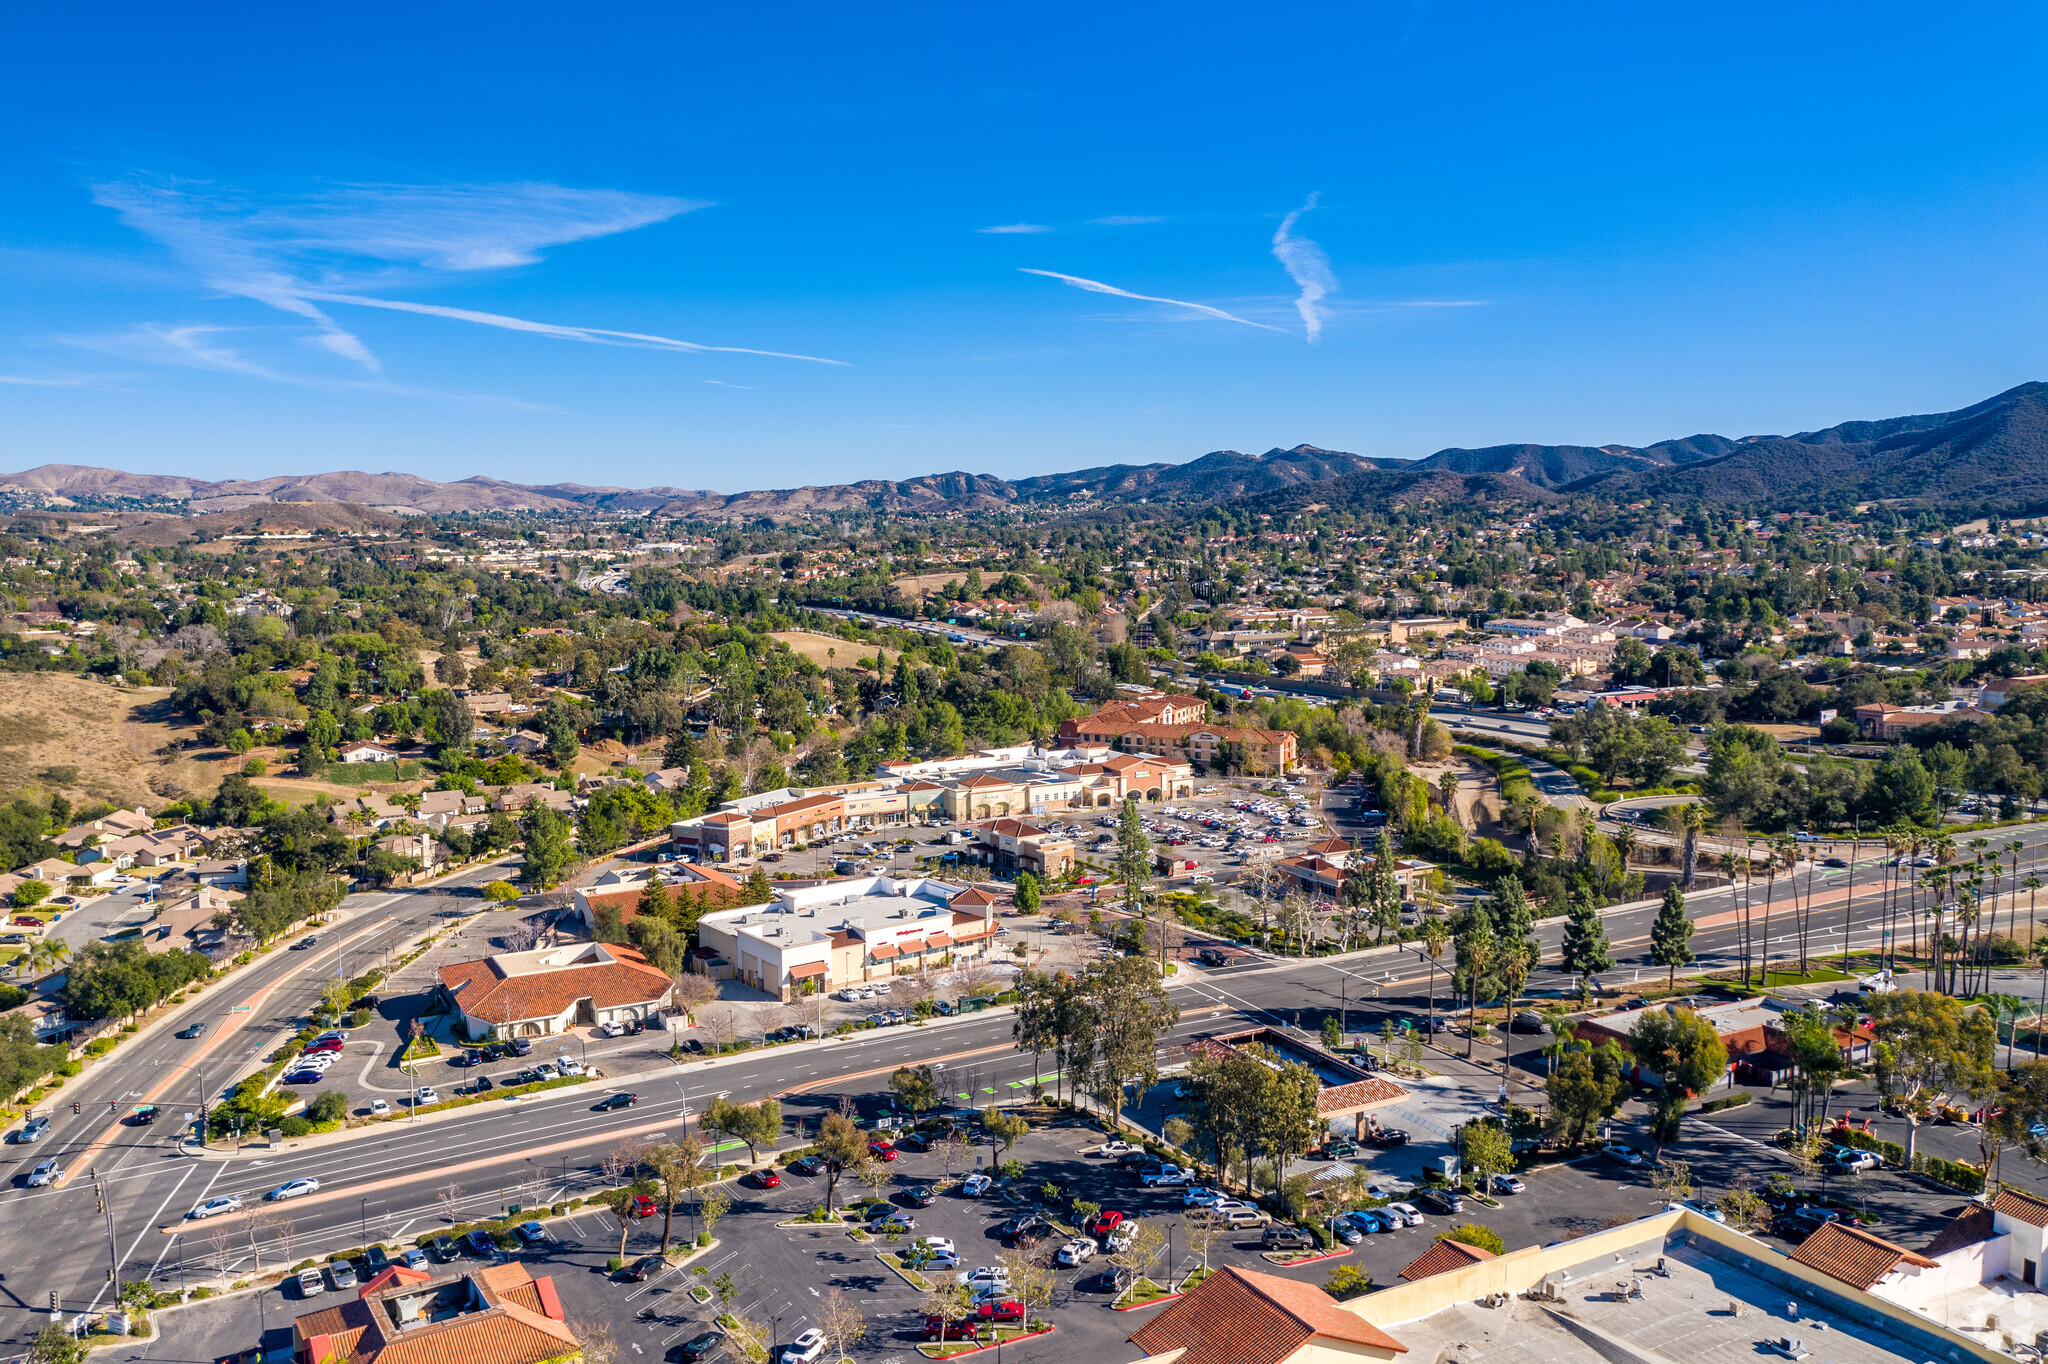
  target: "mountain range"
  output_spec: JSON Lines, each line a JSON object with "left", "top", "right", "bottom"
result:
{"left": 7, "top": 381, "right": 2046, "bottom": 523}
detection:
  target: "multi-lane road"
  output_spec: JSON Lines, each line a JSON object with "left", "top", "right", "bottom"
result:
{"left": 10, "top": 800, "right": 2048, "bottom": 1351}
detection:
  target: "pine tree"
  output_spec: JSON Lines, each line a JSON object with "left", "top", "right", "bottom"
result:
{"left": 638, "top": 872, "right": 672, "bottom": 924}
{"left": 1650, "top": 885, "right": 1694, "bottom": 991}
{"left": 1560, "top": 892, "right": 1614, "bottom": 989}
{"left": 1115, "top": 798, "right": 1152, "bottom": 912}
{"left": 1451, "top": 898, "right": 1497, "bottom": 1060}
{"left": 1368, "top": 829, "right": 1401, "bottom": 943}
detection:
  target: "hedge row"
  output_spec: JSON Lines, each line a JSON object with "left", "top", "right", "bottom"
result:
{"left": 1830, "top": 1128, "right": 1985, "bottom": 1193}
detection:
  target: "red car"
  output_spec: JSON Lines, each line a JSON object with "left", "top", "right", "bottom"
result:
{"left": 749, "top": 1169, "right": 782, "bottom": 1189}
{"left": 10, "top": 917, "right": 43, "bottom": 927}
{"left": 868, "top": 1141, "right": 897, "bottom": 1162}
{"left": 976, "top": 1299, "right": 1025, "bottom": 1324}
{"left": 922, "top": 1316, "right": 981, "bottom": 1342}
{"left": 630, "top": 1194, "right": 657, "bottom": 1218}
{"left": 1090, "top": 1209, "right": 1124, "bottom": 1238}
{"left": 302, "top": 1040, "right": 344, "bottom": 1055}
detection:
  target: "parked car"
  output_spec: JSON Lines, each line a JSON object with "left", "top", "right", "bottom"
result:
{"left": 961, "top": 1172, "right": 993, "bottom": 1196}
{"left": 370, "top": 1099, "right": 390, "bottom": 1116}
{"left": 1415, "top": 1188, "right": 1464, "bottom": 1215}
{"left": 402, "top": 1248, "right": 429, "bottom": 1270}
{"left": 1490, "top": 1173, "right": 1527, "bottom": 1195}
{"left": 1328, "top": 1216, "right": 1363, "bottom": 1245}
{"left": 464, "top": 1229, "right": 499, "bottom": 1257}
{"left": 1262, "top": 1224, "right": 1316, "bottom": 1251}
{"left": 1057, "top": 1237, "right": 1097, "bottom": 1265}
{"left": 327, "top": 1260, "right": 358, "bottom": 1290}
{"left": 748, "top": 1169, "right": 782, "bottom": 1190}
{"left": 1366, "top": 1127, "right": 1409, "bottom": 1148}
{"left": 670, "top": 1331, "right": 727, "bottom": 1361}
{"left": 999, "top": 1213, "right": 1047, "bottom": 1241}
{"left": 429, "top": 1235, "right": 457, "bottom": 1261}
{"left": 975, "top": 1299, "right": 1026, "bottom": 1324}
{"left": 619, "top": 1254, "right": 663, "bottom": 1282}
{"left": 296, "top": 1268, "right": 325, "bottom": 1297}
{"left": 414, "top": 1086, "right": 440, "bottom": 1106}
{"left": 1090, "top": 1209, "right": 1126, "bottom": 1238}
{"left": 1098, "top": 1139, "right": 1137, "bottom": 1157}
{"left": 921, "top": 1317, "right": 981, "bottom": 1343}
{"left": 868, "top": 1140, "right": 897, "bottom": 1161}
{"left": 1674, "top": 1198, "right": 1726, "bottom": 1223}
{"left": 956, "top": 1266, "right": 1012, "bottom": 1291}
{"left": 514, "top": 1221, "right": 546, "bottom": 1245}
{"left": 631, "top": 1194, "right": 658, "bottom": 1217}
{"left": 1140, "top": 1164, "right": 1190, "bottom": 1187}
{"left": 1604, "top": 1141, "right": 1645, "bottom": 1167}
{"left": 790, "top": 1155, "right": 826, "bottom": 1177}
{"left": 778, "top": 1328, "right": 827, "bottom": 1363}
{"left": 1385, "top": 1201, "right": 1425, "bottom": 1227}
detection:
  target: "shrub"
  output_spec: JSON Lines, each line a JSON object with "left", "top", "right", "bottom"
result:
{"left": 607, "top": 1256, "right": 624, "bottom": 1272}
{"left": 1443, "top": 1223, "right": 1506, "bottom": 1255}
{"left": 1698, "top": 1094, "right": 1752, "bottom": 1114}
{"left": 280, "top": 1116, "right": 315, "bottom": 1137}
{"left": 1326, "top": 1264, "right": 1372, "bottom": 1300}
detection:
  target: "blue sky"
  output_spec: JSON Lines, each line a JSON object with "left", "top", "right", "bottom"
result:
{"left": 4, "top": 3, "right": 2048, "bottom": 491}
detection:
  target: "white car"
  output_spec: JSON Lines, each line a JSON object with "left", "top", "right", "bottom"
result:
{"left": 914, "top": 1236, "right": 957, "bottom": 1255}
{"left": 533, "top": 1063, "right": 560, "bottom": 1081}
{"left": 1057, "top": 1237, "right": 1096, "bottom": 1265}
{"left": 779, "top": 1329, "right": 826, "bottom": 1364}
{"left": 294, "top": 1053, "right": 338, "bottom": 1068}
{"left": 1364, "top": 1177, "right": 1415, "bottom": 1198}
{"left": 556, "top": 1057, "right": 584, "bottom": 1076}
{"left": 296, "top": 1267, "right": 325, "bottom": 1297}
{"left": 1105, "top": 1222, "right": 1138, "bottom": 1252}
{"left": 956, "top": 1266, "right": 1011, "bottom": 1291}
{"left": 267, "top": 1178, "right": 320, "bottom": 1201}
{"left": 414, "top": 1087, "right": 440, "bottom": 1105}
{"left": 1098, "top": 1140, "right": 1137, "bottom": 1158}
{"left": 370, "top": 1099, "right": 390, "bottom": 1116}
{"left": 598, "top": 1021, "right": 627, "bottom": 1038}
{"left": 1385, "top": 1201, "right": 1425, "bottom": 1227}
{"left": 961, "top": 1173, "right": 993, "bottom": 1196}
{"left": 189, "top": 1195, "right": 242, "bottom": 1220}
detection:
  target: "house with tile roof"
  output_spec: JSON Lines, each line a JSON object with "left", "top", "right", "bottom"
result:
{"left": 435, "top": 941, "right": 674, "bottom": 1040}
{"left": 1906, "top": 1186, "right": 2048, "bottom": 1308}
{"left": 1127, "top": 1264, "right": 1407, "bottom": 1364}
{"left": 291, "top": 1260, "right": 579, "bottom": 1364}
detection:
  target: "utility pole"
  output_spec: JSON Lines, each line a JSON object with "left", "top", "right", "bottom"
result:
{"left": 1842, "top": 816, "right": 1860, "bottom": 969}
{"left": 94, "top": 1169, "right": 118, "bottom": 1287}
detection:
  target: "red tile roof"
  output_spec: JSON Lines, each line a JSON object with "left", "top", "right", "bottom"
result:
{"left": 1993, "top": 1189, "right": 2048, "bottom": 1228}
{"left": 949, "top": 887, "right": 1002, "bottom": 907}
{"left": 1127, "top": 1264, "right": 1406, "bottom": 1364}
{"left": 1923, "top": 1203, "right": 1997, "bottom": 1258}
{"left": 437, "top": 943, "right": 674, "bottom": 1026}
{"left": 1399, "top": 1238, "right": 1496, "bottom": 1281}
{"left": 1789, "top": 1221, "right": 1938, "bottom": 1290}
{"left": 290, "top": 1262, "right": 577, "bottom": 1364}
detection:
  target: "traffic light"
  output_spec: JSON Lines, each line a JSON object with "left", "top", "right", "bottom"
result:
{"left": 71, "top": 1101, "right": 80, "bottom": 1114}
{"left": 49, "top": 1291, "right": 58, "bottom": 1312}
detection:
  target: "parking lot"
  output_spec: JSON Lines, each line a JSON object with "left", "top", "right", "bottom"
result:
{"left": 132, "top": 1104, "right": 1689, "bottom": 1364}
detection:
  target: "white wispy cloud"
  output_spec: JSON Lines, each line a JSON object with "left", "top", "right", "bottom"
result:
{"left": 1089, "top": 215, "right": 1164, "bottom": 227}
{"left": 1017, "top": 268, "right": 1286, "bottom": 332}
{"left": 1271, "top": 192, "right": 1339, "bottom": 342}
{"left": 0, "top": 374, "right": 89, "bottom": 387}
{"left": 89, "top": 178, "right": 839, "bottom": 375}
{"left": 979, "top": 223, "right": 1054, "bottom": 234}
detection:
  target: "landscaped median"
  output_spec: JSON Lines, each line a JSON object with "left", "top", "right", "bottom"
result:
{"left": 919, "top": 1324, "right": 1055, "bottom": 1358}
{"left": 1111, "top": 1277, "right": 1176, "bottom": 1310}
{"left": 877, "top": 1251, "right": 934, "bottom": 1291}
{"left": 1260, "top": 1244, "right": 1350, "bottom": 1268}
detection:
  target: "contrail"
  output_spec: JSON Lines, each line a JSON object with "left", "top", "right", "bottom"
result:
{"left": 1271, "top": 192, "right": 1338, "bottom": 342}
{"left": 298, "top": 291, "right": 848, "bottom": 364}
{"left": 1018, "top": 269, "right": 1286, "bottom": 332}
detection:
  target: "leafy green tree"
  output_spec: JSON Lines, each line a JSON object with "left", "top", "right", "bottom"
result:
{"left": 1630, "top": 1007, "right": 1731, "bottom": 1151}
{"left": 483, "top": 879, "right": 520, "bottom": 903}
{"left": 12, "top": 879, "right": 50, "bottom": 908}
{"left": 889, "top": 1063, "right": 941, "bottom": 1120}
{"left": 1442, "top": 1223, "right": 1506, "bottom": 1255}
{"left": 306, "top": 1090, "right": 349, "bottom": 1124}
{"left": 519, "top": 800, "right": 573, "bottom": 888}
{"left": 1086, "top": 955, "right": 1179, "bottom": 1128}
{"left": 1012, "top": 871, "right": 1041, "bottom": 913}
{"left": 1651, "top": 886, "right": 1695, "bottom": 991}
{"left": 1545, "top": 1040, "right": 1629, "bottom": 1147}
{"left": 1456, "top": 1119, "right": 1513, "bottom": 1191}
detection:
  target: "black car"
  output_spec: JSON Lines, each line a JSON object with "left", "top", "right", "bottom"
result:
{"left": 896, "top": 1133, "right": 932, "bottom": 1152}
{"left": 1509, "top": 1011, "right": 1547, "bottom": 1034}
{"left": 176, "top": 1022, "right": 208, "bottom": 1039}
{"left": 468, "top": 1074, "right": 495, "bottom": 1094}
{"left": 619, "top": 1254, "right": 663, "bottom": 1282}
{"left": 448, "top": 1051, "right": 480, "bottom": 1068}
{"left": 351, "top": 995, "right": 380, "bottom": 1012}
{"left": 1823, "top": 857, "right": 1850, "bottom": 869}
{"left": 1000, "top": 1214, "right": 1048, "bottom": 1241}
{"left": 429, "top": 1236, "right": 457, "bottom": 1262}
{"left": 790, "top": 1155, "right": 827, "bottom": 1177}
{"left": 670, "top": 1331, "right": 726, "bottom": 1362}
{"left": 681, "top": 1038, "right": 705, "bottom": 1054}
{"left": 906, "top": 1185, "right": 936, "bottom": 1207}
{"left": 1117, "top": 1150, "right": 1151, "bottom": 1167}
{"left": 594, "top": 1092, "right": 639, "bottom": 1111}
{"left": 130, "top": 1106, "right": 156, "bottom": 1126}
{"left": 1366, "top": 1128, "right": 1409, "bottom": 1148}
{"left": 363, "top": 1245, "right": 390, "bottom": 1272}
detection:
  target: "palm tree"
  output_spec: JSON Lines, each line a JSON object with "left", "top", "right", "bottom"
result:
{"left": 2034, "top": 931, "right": 2048, "bottom": 1063}
{"left": 1421, "top": 915, "right": 1451, "bottom": 1034}
{"left": 1614, "top": 824, "right": 1639, "bottom": 879}
{"left": 1678, "top": 802, "right": 1706, "bottom": 891}
{"left": 1438, "top": 771, "right": 1460, "bottom": 826}
{"left": 24, "top": 937, "right": 69, "bottom": 979}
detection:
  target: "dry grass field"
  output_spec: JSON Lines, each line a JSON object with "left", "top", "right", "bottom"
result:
{"left": 0, "top": 672, "right": 418, "bottom": 812}
{"left": 771, "top": 630, "right": 898, "bottom": 672}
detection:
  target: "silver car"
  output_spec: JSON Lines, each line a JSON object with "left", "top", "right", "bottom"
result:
{"left": 25, "top": 1158, "right": 62, "bottom": 1187}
